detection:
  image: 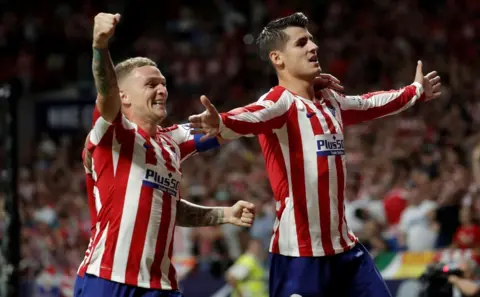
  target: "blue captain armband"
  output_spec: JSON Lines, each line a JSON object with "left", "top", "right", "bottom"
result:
{"left": 193, "top": 133, "right": 220, "bottom": 152}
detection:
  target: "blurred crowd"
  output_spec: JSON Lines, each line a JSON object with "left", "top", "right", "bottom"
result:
{"left": 1, "top": 0, "right": 480, "bottom": 296}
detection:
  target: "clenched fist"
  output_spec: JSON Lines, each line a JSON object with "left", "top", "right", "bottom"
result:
{"left": 93, "top": 13, "right": 121, "bottom": 49}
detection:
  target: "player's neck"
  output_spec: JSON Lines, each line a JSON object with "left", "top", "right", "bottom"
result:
{"left": 131, "top": 116, "right": 159, "bottom": 137}
{"left": 278, "top": 76, "right": 315, "bottom": 100}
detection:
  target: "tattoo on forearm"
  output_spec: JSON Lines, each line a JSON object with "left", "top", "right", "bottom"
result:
{"left": 176, "top": 200, "right": 225, "bottom": 227}
{"left": 92, "top": 48, "right": 117, "bottom": 96}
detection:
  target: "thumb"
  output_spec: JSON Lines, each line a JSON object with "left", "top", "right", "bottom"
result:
{"left": 114, "top": 13, "right": 121, "bottom": 24}
{"left": 414, "top": 60, "right": 423, "bottom": 84}
{"left": 200, "top": 95, "right": 216, "bottom": 112}
{"left": 238, "top": 200, "right": 255, "bottom": 210}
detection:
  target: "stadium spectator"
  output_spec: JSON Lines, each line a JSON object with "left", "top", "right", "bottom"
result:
{"left": 451, "top": 206, "right": 480, "bottom": 249}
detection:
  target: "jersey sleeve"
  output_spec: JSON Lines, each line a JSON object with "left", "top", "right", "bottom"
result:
{"left": 82, "top": 147, "right": 98, "bottom": 226}
{"left": 164, "top": 124, "right": 220, "bottom": 163}
{"left": 88, "top": 105, "right": 123, "bottom": 149}
{"left": 218, "top": 87, "right": 293, "bottom": 139}
{"left": 323, "top": 82, "right": 425, "bottom": 127}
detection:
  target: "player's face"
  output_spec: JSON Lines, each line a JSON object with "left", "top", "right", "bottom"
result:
{"left": 276, "top": 27, "right": 321, "bottom": 79}
{"left": 121, "top": 65, "right": 168, "bottom": 122}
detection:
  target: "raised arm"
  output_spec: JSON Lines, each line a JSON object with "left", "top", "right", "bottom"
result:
{"left": 92, "top": 13, "right": 122, "bottom": 122}
{"left": 176, "top": 199, "right": 255, "bottom": 228}
{"left": 323, "top": 61, "right": 441, "bottom": 126}
{"left": 189, "top": 87, "right": 292, "bottom": 141}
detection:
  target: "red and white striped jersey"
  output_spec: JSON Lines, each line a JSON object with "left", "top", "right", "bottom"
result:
{"left": 76, "top": 108, "right": 219, "bottom": 284}
{"left": 218, "top": 83, "right": 425, "bottom": 257}
{"left": 82, "top": 148, "right": 98, "bottom": 229}
{"left": 76, "top": 149, "right": 97, "bottom": 276}
{"left": 77, "top": 106, "right": 218, "bottom": 290}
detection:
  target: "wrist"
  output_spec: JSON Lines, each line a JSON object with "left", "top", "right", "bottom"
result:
{"left": 411, "top": 82, "right": 426, "bottom": 101}
{"left": 222, "top": 207, "right": 232, "bottom": 224}
{"left": 93, "top": 42, "right": 108, "bottom": 50}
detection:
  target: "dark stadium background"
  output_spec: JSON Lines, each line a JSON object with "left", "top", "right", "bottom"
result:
{"left": 1, "top": 0, "right": 479, "bottom": 296}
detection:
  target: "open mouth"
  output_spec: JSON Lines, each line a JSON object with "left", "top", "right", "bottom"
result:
{"left": 309, "top": 56, "right": 318, "bottom": 63}
{"left": 152, "top": 101, "right": 166, "bottom": 109}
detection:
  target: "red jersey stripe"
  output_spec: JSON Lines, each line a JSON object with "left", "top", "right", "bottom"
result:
{"left": 286, "top": 107, "right": 313, "bottom": 256}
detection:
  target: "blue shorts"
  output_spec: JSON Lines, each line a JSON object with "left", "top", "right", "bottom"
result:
{"left": 269, "top": 243, "right": 392, "bottom": 297}
{"left": 75, "top": 273, "right": 183, "bottom": 297}
{"left": 74, "top": 275, "right": 84, "bottom": 297}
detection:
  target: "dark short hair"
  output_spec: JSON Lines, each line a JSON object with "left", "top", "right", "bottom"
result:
{"left": 256, "top": 12, "right": 309, "bottom": 61}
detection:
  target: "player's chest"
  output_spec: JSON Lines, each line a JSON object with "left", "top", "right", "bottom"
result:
{"left": 287, "top": 98, "right": 345, "bottom": 156}
{"left": 127, "top": 132, "right": 182, "bottom": 197}
{"left": 296, "top": 97, "right": 342, "bottom": 127}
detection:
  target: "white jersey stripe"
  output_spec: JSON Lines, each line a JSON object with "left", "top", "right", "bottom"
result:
{"left": 112, "top": 130, "right": 120, "bottom": 175}
{"left": 269, "top": 200, "right": 281, "bottom": 252}
{"left": 111, "top": 135, "right": 147, "bottom": 282}
{"left": 327, "top": 152, "right": 342, "bottom": 250}
{"left": 296, "top": 100, "right": 323, "bottom": 256}
{"left": 138, "top": 187, "right": 163, "bottom": 286}
{"left": 317, "top": 103, "right": 343, "bottom": 252}
{"left": 340, "top": 154, "right": 352, "bottom": 245}
{"left": 90, "top": 116, "right": 112, "bottom": 145}
{"left": 90, "top": 157, "right": 102, "bottom": 214}
{"left": 159, "top": 197, "right": 177, "bottom": 288}
{"left": 94, "top": 185, "right": 101, "bottom": 213}
{"left": 274, "top": 130, "right": 295, "bottom": 255}
{"left": 86, "top": 222, "right": 108, "bottom": 276}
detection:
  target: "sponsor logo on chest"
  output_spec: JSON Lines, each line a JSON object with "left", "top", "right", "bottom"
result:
{"left": 315, "top": 134, "right": 345, "bottom": 156}
{"left": 143, "top": 165, "right": 180, "bottom": 196}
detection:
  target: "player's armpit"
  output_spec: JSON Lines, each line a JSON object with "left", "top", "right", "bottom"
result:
{"left": 176, "top": 199, "right": 226, "bottom": 227}
{"left": 92, "top": 47, "right": 121, "bottom": 122}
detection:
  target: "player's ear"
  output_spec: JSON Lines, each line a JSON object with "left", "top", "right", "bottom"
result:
{"left": 269, "top": 50, "right": 283, "bottom": 68}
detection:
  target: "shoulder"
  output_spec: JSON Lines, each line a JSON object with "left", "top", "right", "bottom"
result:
{"left": 159, "top": 124, "right": 180, "bottom": 133}
{"left": 258, "top": 86, "right": 290, "bottom": 104}
{"left": 318, "top": 88, "right": 348, "bottom": 104}
{"left": 159, "top": 124, "right": 191, "bottom": 134}
{"left": 157, "top": 124, "right": 191, "bottom": 145}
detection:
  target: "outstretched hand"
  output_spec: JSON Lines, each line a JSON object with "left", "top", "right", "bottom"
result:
{"left": 188, "top": 95, "right": 221, "bottom": 141}
{"left": 414, "top": 60, "right": 442, "bottom": 101}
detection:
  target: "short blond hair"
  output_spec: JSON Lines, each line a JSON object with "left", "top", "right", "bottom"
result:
{"left": 114, "top": 57, "right": 157, "bottom": 82}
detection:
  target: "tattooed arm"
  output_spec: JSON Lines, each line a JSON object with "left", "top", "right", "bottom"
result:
{"left": 176, "top": 199, "right": 228, "bottom": 227}
{"left": 176, "top": 199, "right": 255, "bottom": 228}
{"left": 92, "top": 13, "right": 121, "bottom": 122}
